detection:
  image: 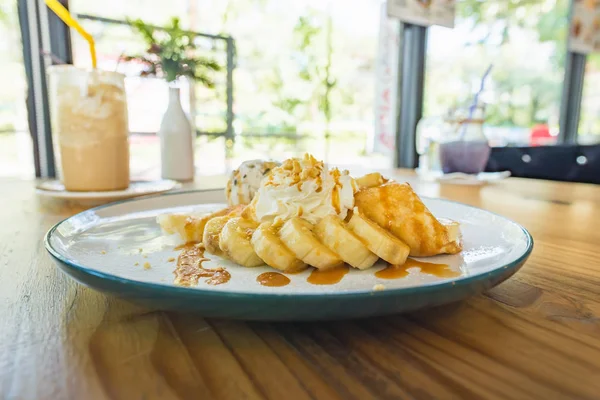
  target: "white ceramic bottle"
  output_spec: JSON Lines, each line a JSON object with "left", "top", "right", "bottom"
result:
{"left": 158, "top": 87, "right": 195, "bottom": 181}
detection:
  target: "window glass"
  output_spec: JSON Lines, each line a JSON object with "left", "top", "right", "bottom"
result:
{"left": 69, "top": 0, "right": 391, "bottom": 178}
{"left": 425, "top": 0, "right": 568, "bottom": 147}
{"left": 579, "top": 54, "right": 600, "bottom": 145}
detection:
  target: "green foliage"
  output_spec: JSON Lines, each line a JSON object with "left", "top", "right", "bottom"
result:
{"left": 461, "top": 1, "right": 561, "bottom": 34}
{"left": 460, "top": 0, "right": 568, "bottom": 65}
{"left": 293, "top": 14, "right": 321, "bottom": 84}
{"left": 427, "top": 0, "right": 569, "bottom": 129}
{"left": 0, "top": 0, "right": 14, "bottom": 26}
{"left": 292, "top": 10, "right": 337, "bottom": 132}
{"left": 267, "top": 68, "right": 303, "bottom": 121}
{"left": 252, "top": 10, "right": 340, "bottom": 137}
{"left": 294, "top": 15, "right": 320, "bottom": 52}
{"left": 252, "top": 67, "right": 302, "bottom": 134}
{"left": 124, "top": 17, "right": 221, "bottom": 86}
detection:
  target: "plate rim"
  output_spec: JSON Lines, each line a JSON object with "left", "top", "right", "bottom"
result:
{"left": 44, "top": 189, "right": 534, "bottom": 299}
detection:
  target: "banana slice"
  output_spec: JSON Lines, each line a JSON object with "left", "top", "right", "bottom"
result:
{"left": 347, "top": 210, "right": 410, "bottom": 265}
{"left": 158, "top": 205, "right": 244, "bottom": 243}
{"left": 203, "top": 216, "right": 232, "bottom": 256}
{"left": 219, "top": 217, "right": 264, "bottom": 267}
{"left": 157, "top": 213, "right": 192, "bottom": 237}
{"left": 251, "top": 222, "right": 307, "bottom": 273}
{"left": 314, "top": 215, "right": 378, "bottom": 270}
{"left": 279, "top": 217, "right": 343, "bottom": 270}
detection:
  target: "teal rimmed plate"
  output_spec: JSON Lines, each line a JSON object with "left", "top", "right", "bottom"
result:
{"left": 45, "top": 189, "right": 533, "bottom": 321}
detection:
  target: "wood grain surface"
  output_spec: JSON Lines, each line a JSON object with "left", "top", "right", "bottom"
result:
{"left": 1, "top": 172, "right": 600, "bottom": 400}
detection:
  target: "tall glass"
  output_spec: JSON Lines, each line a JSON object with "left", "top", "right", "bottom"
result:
{"left": 47, "top": 66, "right": 130, "bottom": 191}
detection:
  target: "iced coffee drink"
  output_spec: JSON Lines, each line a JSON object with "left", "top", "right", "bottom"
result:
{"left": 48, "top": 66, "right": 130, "bottom": 191}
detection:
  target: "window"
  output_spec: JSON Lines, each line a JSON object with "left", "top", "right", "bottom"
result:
{"left": 0, "top": 0, "right": 33, "bottom": 178}
{"left": 579, "top": 54, "right": 600, "bottom": 145}
{"left": 69, "top": 0, "right": 391, "bottom": 178}
{"left": 425, "top": 0, "right": 568, "bottom": 147}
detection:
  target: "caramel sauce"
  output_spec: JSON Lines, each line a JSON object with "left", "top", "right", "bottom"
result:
{"left": 174, "top": 243, "right": 231, "bottom": 286}
{"left": 268, "top": 219, "right": 284, "bottom": 234}
{"left": 265, "top": 173, "right": 277, "bottom": 187}
{"left": 331, "top": 186, "right": 340, "bottom": 214}
{"left": 331, "top": 169, "right": 341, "bottom": 214}
{"left": 307, "top": 264, "right": 349, "bottom": 285}
{"left": 257, "top": 272, "right": 291, "bottom": 287}
{"left": 375, "top": 259, "right": 460, "bottom": 280}
{"left": 378, "top": 186, "right": 393, "bottom": 231}
{"left": 205, "top": 269, "right": 231, "bottom": 285}
{"left": 375, "top": 264, "right": 410, "bottom": 279}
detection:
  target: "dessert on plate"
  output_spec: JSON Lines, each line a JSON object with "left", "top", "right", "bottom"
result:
{"left": 158, "top": 154, "right": 462, "bottom": 274}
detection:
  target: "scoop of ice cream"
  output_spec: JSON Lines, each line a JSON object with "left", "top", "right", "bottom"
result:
{"left": 226, "top": 160, "right": 280, "bottom": 205}
{"left": 252, "top": 154, "right": 357, "bottom": 224}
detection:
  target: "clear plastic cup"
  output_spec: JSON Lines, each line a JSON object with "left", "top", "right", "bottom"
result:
{"left": 438, "top": 105, "right": 491, "bottom": 174}
{"left": 47, "top": 65, "right": 130, "bottom": 191}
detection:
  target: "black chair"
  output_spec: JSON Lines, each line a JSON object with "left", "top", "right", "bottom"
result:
{"left": 485, "top": 144, "right": 600, "bottom": 185}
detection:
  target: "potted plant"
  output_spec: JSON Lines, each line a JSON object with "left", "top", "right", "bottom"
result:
{"left": 124, "top": 17, "right": 221, "bottom": 181}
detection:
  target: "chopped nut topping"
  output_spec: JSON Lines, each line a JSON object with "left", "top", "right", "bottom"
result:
{"left": 266, "top": 154, "right": 325, "bottom": 190}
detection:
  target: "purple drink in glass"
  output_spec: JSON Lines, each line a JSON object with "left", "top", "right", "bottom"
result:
{"left": 439, "top": 140, "right": 491, "bottom": 174}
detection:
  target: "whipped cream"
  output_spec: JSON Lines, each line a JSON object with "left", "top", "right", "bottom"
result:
{"left": 253, "top": 154, "right": 356, "bottom": 224}
{"left": 226, "top": 160, "right": 279, "bottom": 205}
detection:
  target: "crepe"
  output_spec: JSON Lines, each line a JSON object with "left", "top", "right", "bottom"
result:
{"left": 354, "top": 182, "right": 462, "bottom": 257}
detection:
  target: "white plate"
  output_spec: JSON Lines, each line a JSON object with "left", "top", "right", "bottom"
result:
{"left": 45, "top": 189, "right": 533, "bottom": 320}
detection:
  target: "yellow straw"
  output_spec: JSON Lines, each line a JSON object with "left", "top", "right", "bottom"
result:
{"left": 44, "top": 0, "right": 97, "bottom": 68}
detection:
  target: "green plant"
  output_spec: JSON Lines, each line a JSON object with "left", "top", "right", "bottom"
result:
{"left": 293, "top": 11, "right": 337, "bottom": 156}
{"left": 124, "top": 17, "right": 221, "bottom": 87}
{"left": 263, "top": 67, "right": 302, "bottom": 132}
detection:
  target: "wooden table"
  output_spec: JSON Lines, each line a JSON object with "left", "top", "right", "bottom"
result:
{"left": 2, "top": 173, "right": 600, "bottom": 399}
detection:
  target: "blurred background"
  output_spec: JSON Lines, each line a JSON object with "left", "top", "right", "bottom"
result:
{"left": 2, "top": 0, "right": 599, "bottom": 179}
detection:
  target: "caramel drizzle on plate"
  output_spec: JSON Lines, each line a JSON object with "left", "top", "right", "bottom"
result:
{"left": 257, "top": 272, "right": 291, "bottom": 287}
{"left": 307, "top": 264, "right": 350, "bottom": 285}
{"left": 174, "top": 243, "right": 230, "bottom": 287}
{"left": 375, "top": 259, "right": 460, "bottom": 280}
